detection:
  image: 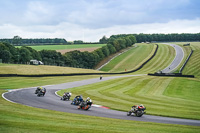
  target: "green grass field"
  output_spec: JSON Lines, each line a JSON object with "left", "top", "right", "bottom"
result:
{"left": 15, "top": 44, "right": 106, "bottom": 51}
{"left": 58, "top": 76, "right": 200, "bottom": 120}
{"left": 173, "top": 42, "right": 200, "bottom": 77}
{"left": 1, "top": 42, "right": 200, "bottom": 132}
{"left": 0, "top": 64, "right": 102, "bottom": 75}
{"left": 100, "top": 43, "right": 155, "bottom": 72}
{"left": 1, "top": 76, "right": 200, "bottom": 133}
{"left": 100, "top": 43, "right": 176, "bottom": 74}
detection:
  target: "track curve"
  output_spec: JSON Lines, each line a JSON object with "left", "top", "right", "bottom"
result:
{"left": 161, "top": 43, "right": 184, "bottom": 73}
{"left": 3, "top": 75, "right": 200, "bottom": 126}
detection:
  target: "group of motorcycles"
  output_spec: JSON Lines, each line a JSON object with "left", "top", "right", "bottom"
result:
{"left": 61, "top": 92, "right": 93, "bottom": 110}
{"left": 35, "top": 87, "right": 146, "bottom": 116}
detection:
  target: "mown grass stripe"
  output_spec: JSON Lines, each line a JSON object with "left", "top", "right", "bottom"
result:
{"left": 58, "top": 76, "right": 200, "bottom": 119}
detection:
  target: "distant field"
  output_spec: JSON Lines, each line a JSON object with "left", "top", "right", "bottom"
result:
{"left": 15, "top": 44, "right": 106, "bottom": 53}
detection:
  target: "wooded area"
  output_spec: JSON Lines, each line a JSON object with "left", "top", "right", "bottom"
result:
{"left": 0, "top": 35, "right": 136, "bottom": 69}
{"left": 106, "top": 33, "right": 200, "bottom": 43}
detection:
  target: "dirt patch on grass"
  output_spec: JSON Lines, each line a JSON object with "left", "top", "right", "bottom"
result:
{"left": 57, "top": 48, "right": 99, "bottom": 54}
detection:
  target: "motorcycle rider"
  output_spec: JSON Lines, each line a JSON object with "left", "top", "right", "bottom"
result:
{"left": 86, "top": 97, "right": 92, "bottom": 104}
{"left": 64, "top": 92, "right": 72, "bottom": 97}
{"left": 79, "top": 97, "right": 92, "bottom": 108}
{"left": 131, "top": 105, "right": 138, "bottom": 111}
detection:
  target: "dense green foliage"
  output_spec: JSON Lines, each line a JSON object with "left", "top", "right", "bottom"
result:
{"left": 108, "top": 33, "right": 200, "bottom": 43}
{"left": 0, "top": 35, "right": 136, "bottom": 69}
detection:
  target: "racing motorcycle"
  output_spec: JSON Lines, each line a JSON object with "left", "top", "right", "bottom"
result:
{"left": 71, "top": 95, "right": 83, "bottom": 105}
{"left": 78, "top": 100, "right": 93, "bottom": 110}
{"left": 127, "top": 105, "right": 146, "bottom": 117}
{"left": 35, "top": 87, "right": 42, "bottom": 94}
{"left": 61, "top": 92, "right": 71, "bottom": 101}
{"left": 36, "top": 87, "right": 46, "bottom": 97}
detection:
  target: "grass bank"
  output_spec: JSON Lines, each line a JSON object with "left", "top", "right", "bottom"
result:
{"left": 173, "top": 42, "right": 200, "bottom": 77}
{"left": 1, "top": 76, "right": 199, "bottom": 133}
{"left": 0, "top": 64, "right": 102, "bottom": 75}
{"left": 133, "top": 43, "right": 176, "bottom": 74}
{"left": 58, "top": 76, "right": 200, "bottom": 120}
{"left": 100, "top": 43, "right": 155, "bottom": 72}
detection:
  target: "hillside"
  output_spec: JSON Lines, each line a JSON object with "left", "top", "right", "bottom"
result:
{"left": 174, "top": 42, "right": 200, "bottom": 77}
{"left": 100, "top": 43, "right": 176, "bottom": 74}
{"left": 100, "top": 43, "right": 155, "bottom": 72}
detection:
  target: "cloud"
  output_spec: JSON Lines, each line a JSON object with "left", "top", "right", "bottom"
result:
{"left": 0, "top": 18, "right": 199, "bottom": 42}
{"left": 0, "top": 0, "right": 200, "bottom": 41}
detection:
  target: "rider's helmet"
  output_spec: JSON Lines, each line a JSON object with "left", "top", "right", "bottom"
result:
{"left": 87, "top": 97, "right": 90, "bottom": 100}
{"left": 139, "top": 104, "right": 143, "bottom": 107}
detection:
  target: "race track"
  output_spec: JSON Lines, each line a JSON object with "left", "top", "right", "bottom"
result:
{"left": 3, "top": 75, "right": 200, "bottom": 126}
{"left": 161, "top": 43, "right": 184, "bottom": 73}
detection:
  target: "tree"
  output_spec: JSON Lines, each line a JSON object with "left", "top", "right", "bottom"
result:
{"left": 23, "top": 46, "right": 41, "bottom": 61}
{"left": 101, "top": 46, "right": 110, "bottom": 57}
{"left": 18, "top": 47, "right": 32, "bottom": 64}
{"left": 74, "top": 40, "right": 83, "bottom": 44}
{"left": 128, "top": 35, "right": 137, "bottom": 44}
{"left": 112, "top": 40, "right": 121, "bottom": 51}
{"left": 94, "top": 49, "right": 105, "bottom": 61}
{"left": 99, "top": 36, "right": 108, "bottom": 44}
{"left": 12, "top": 36, "right": 22, "bottom": 45}
{"left": 0, "top": 50, "right": 11, "bottom": 63}
{"left": 107, "top": 44, "right": 116, "bottom": 54}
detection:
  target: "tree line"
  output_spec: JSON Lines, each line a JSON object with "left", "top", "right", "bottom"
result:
{"left": 103, "top": 33, "right": 200, "bottom": 43}
{"left": 0, "top": 35, "right": 136, "bottom": 69}
{"left": 0, "top": 36, "right": 68, "bottom": 46}
{"left": 0, "top": 36, "right": 100, "bottom": 46}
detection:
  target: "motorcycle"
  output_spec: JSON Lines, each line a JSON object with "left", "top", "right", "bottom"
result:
{"left": 37, "top": 88, "right": 46, "bottom": 97}
{"left": 71, "top": 95, "right": 83, "bottom": 105}
{"left": 35, "top": 87, "right": 41, "bottom": 94}
{"left": 127, "top": 105, "right": 146, "bottom": 117}
{"left": 78, "top": 100, "right": 93, "bottom": 110}
{"left": 61, "top": 92, "right": 71, "bottom": 101}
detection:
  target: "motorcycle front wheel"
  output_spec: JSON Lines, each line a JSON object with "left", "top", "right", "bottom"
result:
{"left": 127, "top": 111, "right": 131, "bottom": 116}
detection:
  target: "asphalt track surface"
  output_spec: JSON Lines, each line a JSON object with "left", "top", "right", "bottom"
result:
{"left": 3, "top": 75, "right": 200, "bottom": 126}
{"left": 161, "top": 43, "right": 184, "bottom": 73}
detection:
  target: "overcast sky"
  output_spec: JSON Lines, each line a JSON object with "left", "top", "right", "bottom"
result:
{"left": 0, "top": 0, "right": 200, "bottom": 42}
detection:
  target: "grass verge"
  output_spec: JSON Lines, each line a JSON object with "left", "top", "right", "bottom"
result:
{"left": 0, "top": 64, "right": 103, "bottom": 75}
{"left": 1, "top": 76, "right": 200, "bottom": 133}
